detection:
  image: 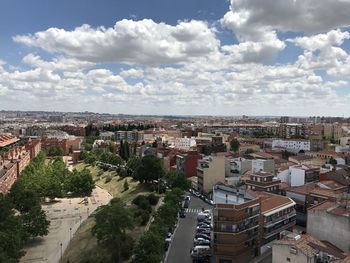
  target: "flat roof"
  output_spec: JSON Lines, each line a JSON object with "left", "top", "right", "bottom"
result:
{"left": 213, "top": 185, "right": 257, "bottom": 205}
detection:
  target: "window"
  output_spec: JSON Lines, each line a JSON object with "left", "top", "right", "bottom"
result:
{"left": 286, "top": 257, "right": 291, "bottom": 262}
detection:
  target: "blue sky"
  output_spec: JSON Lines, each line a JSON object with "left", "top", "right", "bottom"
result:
{"left": 1, "top": 0, "right": 350, "bottom": 116}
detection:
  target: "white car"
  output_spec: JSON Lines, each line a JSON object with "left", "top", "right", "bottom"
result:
{"left": 185, "top": 195, "right": 191, "bottom": 201}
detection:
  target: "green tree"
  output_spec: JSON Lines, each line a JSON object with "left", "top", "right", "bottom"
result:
{"left": 47, "top": 146, "right": 64, "bottom": 156}
{"left": 21, "top": 206, "right": 50, "bottom": 238}
{"left": 230, "top": 139, "right": 240, "bottom": 153}
{"left": 92, "top": 201, "right": 134, "bottom": 262}
{"left": 136, "top": 155, "right": 164, "bottom": 184}
{"left": 165, "top": 171, "right": 190, "bottom": 190}
{"left": 126, "top": 156, "right": 141, "bottom": 178}
{"left": 66, "top": 169, "right": 95, "bottom": 196}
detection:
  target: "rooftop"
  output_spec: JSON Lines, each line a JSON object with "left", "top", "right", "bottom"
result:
{"left": 308, "top": 200, "right": 350, "bottom": 218}
{"left": 275, "top": 233, "right": 347, "bottom": 260}
{"left": 251, "top": 191, "right": 295, "bottom": 215}
{"left": 213, "top": 185, "right": 257, "bottom": 205}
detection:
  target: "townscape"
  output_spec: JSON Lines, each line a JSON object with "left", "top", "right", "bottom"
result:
{"left": 0, "top": 111, "right": 349, "bottom": 263}
{"left": 1, "top": 0, "right": 350, "bottom": 262}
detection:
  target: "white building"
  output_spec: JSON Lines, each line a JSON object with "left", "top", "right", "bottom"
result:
{"left": 272, "top": 139, "right": 310, "bottom": 153}
{"left": 174, "top": 136, "right": 196, "bottom": 150}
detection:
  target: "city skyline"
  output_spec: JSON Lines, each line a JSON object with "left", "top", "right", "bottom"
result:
{"left": 1, "top": 0, "right": 350, "bottom": 116}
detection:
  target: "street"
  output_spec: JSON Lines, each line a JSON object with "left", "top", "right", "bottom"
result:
{"left": 166, "top": 193, "right": 213, "bottom": 263}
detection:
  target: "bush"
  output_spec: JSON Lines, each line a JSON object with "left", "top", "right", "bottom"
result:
{"left": 105, "top": 176, "right": 112, "bottom": 183}
{"left": 140, "top": 210, "right": 151, "bottom": 226}
{"left": 132, "top": 195, "right": 151, "bottom": 212}
{"left": 147, "top": 194, "right": 159, "bottom": 206}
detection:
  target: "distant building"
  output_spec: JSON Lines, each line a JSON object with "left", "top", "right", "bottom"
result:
{"left": 252, "top": 159, "right": 275, "bottom": 174}
{"left": 174, "top": 136, "right": 196, "bottom": 150}
{"left": 115, "top": 130, "right": 144, "bottom": 142}
{"left": 176, "top": 151, "right": 202, "bottom": 178}
{"left": 246, "top": 171, "right": 281, "bottom": 193}
{"left": 272, "top": 139, "right": 310, "bottom": 153}
{"left": 197, "top": 156, "right": 225, "bottom": 193}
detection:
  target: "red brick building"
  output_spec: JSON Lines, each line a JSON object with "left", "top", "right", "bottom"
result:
{"left": 176, "top": 151, "right": 202, "bottom": 177}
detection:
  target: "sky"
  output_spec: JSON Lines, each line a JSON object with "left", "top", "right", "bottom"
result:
{"left": 1, "top": 0, "right": 350, "bottom": 116}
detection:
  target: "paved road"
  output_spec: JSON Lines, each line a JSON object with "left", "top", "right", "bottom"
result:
{"left": 166, "top": 193, "right": 213, "bottom": 263}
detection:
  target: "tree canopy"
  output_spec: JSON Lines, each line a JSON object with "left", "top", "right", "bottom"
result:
{"left": 135, "top": 155, "right": 164, "bottom": 183}
{"left": 230, "top": 138, "right": 240, "bottom": 153}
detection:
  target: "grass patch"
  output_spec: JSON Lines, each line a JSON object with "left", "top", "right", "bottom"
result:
{"left": 63, "top": 163, "right": 157, "bottom": 263}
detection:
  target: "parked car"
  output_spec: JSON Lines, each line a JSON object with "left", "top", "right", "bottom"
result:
{"left": 185, "top": 195, "right": 191, "bottom": 201}
{"left": 195, "top": 233, "right": 211, "bottom": 241}
{"left": 193, "top": 191, "right": 201, "bottom": 197}
{"left": 179, "top": 208, "right": 186, "bottom": 218}
{"left": 197, "top": 223, "right": 212, "bottom": 229}
{"left": 197, "top": 212, "right": 210, "bottom": 221}
{"left": 165, "top": 232, "right": 172, "bottom": 243}
{"left": 190, "top": 245, "right": 212, "bottom": 259}
{"left": 196, "top": 228, "right": 211, "bottom": 235}
{"left": 194, "top": 239, "right": 211, "bottom": 247}
{"left": 184, "top": 199, "right": 190, "bottom": 208}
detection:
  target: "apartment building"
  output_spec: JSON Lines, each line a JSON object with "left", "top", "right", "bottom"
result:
{"left": 273, "top": 232, "right": 349, "bottom": 263}
{"left": 278, "top": 123, "right": 307, "bottom": 139}
{"left": 0, "top": 133, "right": 19, "bottom": 147}
{"left": 246, "top": 171, "right": 281, "bottom": 193}
{"left": 278, "top": 164, "right": 319, "bottom": 187}
{"left": 272, "top": 139, "right": 310, "bottom": 153}
{"left": 174, "top": 136, "right": 196, "bottom": 150}
{"left": 258, "top": 192, "right": 296, "bottom": 253}
{"left": 197, "top": 156, "right": 225, "bottom": 193}
{"left": 176, "top": 151, "right": 202, "bottom": 178}
{"left": 251, "top": 159, "right": 275, "bottom": 174}
{"left": 307, "top": 200, "right": 350, "bottom": 252}
{"left": 115, "top": 130, "right": 144, "bottom": 142}
{"left": 285, "top": 180, "right": 347, "bottom": 226}
{"left": 213, "top": 185, "right": 261, "bottom": 263}
{"left": 0, "top": 140, "right": 41, "bottom": 194}
{"left": 225, "top": 157, "right": 252, "bottom": 183}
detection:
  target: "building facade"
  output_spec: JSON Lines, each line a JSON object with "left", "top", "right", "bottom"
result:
{"left": 213, "top": 185, "right": 261, "bottom": 263}
{"left": 197, "top": 156, "right": 225, "bottom": 193}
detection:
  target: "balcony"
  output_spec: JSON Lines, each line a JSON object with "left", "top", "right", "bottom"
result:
{"left": 214, "top": 210, "right": 259, "bottom": 224}
{"left": 263, "top": 219, "right": 296, "bottom": 239}
{"left": 214, "top": 220, "right": 259, "bottom": 234}
{"left": 264, "top": 211, "right": 296, "bottom": 228}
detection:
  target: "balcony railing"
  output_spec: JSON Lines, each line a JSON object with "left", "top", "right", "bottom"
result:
{"left": 264, "top": 211, "right": 296, "bottom": 228}
{"left": 214, "top": 210, "right": 259, "bottom": 223}
{"left": 214, "top": 221, "right": 259, "bottom": 234}
{"left": 263, "top": 219, "right": 296, "bottom": 239}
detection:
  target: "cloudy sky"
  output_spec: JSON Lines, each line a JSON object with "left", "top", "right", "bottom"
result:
{"left": 1, "top": 0, "right": 350, "bottom": 116}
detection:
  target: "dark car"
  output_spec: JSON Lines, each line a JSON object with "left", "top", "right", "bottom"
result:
{"left": 196, "top": 228, "right": 211, "bottom": 235}
{"left": 194, "top": 239, "right": 211, "bottom": 247}
{"left": 195, "top": 233, "right": 211, "bottom": 241}
{"left": 184, "top": 199, "right": 190, "bottom": 208}
{"left": 180, "top": 208, "right": 186, "bottom": 218}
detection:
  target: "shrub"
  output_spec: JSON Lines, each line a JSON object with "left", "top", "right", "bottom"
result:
{"left": 147, "top": 194, "right": 159, "bottom": 206}
{"left": 140, "top": 210, "right": 151, "bottom": 226}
